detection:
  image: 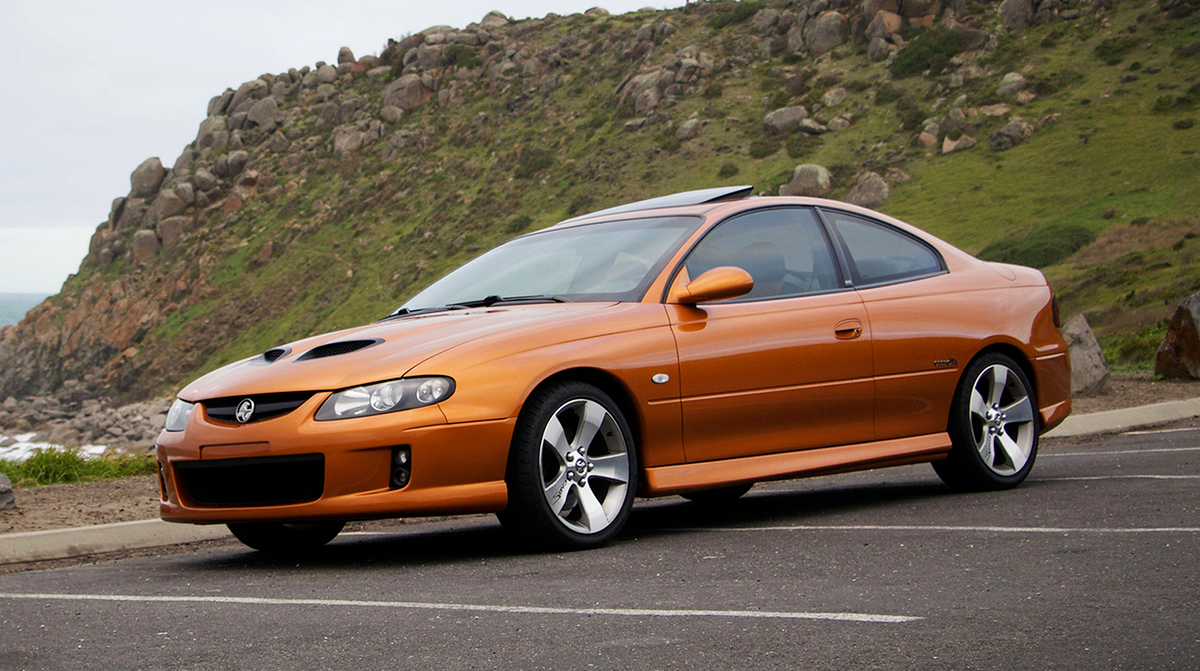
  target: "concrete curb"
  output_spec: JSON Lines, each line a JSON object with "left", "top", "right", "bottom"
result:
{"left": 0, "top": 519, "right": 229, "bottom": 565}
{"left": 1, "top": 397, "right": 1198, "bottom": 566}
{"left": 1045, "top": 397, "right": 1200, "bottom": 438}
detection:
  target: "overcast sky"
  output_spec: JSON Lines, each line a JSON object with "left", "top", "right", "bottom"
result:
{"left": 0, "top": 0, "right": 686, "bottom": 295}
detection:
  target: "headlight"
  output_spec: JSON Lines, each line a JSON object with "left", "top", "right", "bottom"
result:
{"left": 315, "top": 377, "right": 455, "bottom": 421}
{"left": 165, "top": 399, "right": 196, "bottom": 432}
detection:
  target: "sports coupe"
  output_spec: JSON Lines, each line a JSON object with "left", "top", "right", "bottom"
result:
{"left": 156, "top": 186, "right": 1071, "bottom": 552}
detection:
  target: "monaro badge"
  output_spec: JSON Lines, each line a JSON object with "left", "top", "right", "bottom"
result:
{"left": 235, "top": 398, "right": 255, "bottom": 423}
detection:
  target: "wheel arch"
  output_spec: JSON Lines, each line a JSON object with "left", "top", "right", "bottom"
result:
{"left": 522, "top": 368, "right": 645, "bottom": 455}
{"left": 962, "top": 341, "right": 1039, "bottom": 403}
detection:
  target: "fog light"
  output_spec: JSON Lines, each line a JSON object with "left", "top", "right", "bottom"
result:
{"left": 391, "top": 446, "right": 411, "bottom": 489}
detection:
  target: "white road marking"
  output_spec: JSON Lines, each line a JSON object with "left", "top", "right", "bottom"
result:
{"left": 1040, "top": 475, "right": 1200, "bottom": 481}
{"left": 1042, "top": 446, "right": 1200, "bottom": 458}
{"left": 677, "top": 525, "right": 1200, "bottom": 534}
{"left": 0, "top": 592, "right": 920, "bottom": 624}
{"left": 1124, "top": 427, "right": 1200, "bottom": 436}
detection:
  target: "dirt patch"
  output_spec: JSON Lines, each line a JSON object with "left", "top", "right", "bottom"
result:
{"left": 0, "top": 475, "right": 160, "bottom": 534}
{"left": 1072, "top": 371, "right": 1200, "bottom": 415}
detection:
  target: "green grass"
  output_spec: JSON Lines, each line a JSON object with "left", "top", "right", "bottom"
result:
{"left": 0, "top": 450, "right": 157, "bottom": 488}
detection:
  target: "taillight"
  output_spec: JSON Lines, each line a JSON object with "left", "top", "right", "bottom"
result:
{"left": 1051, "top": 293, "right": 1062, "bottom": 329}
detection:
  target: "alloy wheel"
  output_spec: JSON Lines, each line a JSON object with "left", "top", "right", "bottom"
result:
{"left": 968, "top": 363, "right": 1036, "bottom": 476}
{"left": 538, "top": 399, "right": 631, "bottom": 534}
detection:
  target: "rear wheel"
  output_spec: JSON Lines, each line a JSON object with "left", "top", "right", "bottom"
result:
{"left": 498, "top": 382, "right": 637, "bottom": 550}
{"left": 934, "top": 353, "right": 1039, "bottom": 491}
{"left": 680, "top": 483, "right": 753, "bottom": 503}
{"left": 227, "top": 521, "right": 345, "bottom": 553}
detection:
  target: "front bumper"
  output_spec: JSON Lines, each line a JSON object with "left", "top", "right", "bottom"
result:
{"left": 156, "top": 394, "right": 513, "bottom": 524}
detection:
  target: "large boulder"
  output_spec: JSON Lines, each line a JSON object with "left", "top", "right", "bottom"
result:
{"left": 779, "top": 164, "right": 832, "bottom": 197}
{"left": 1062, "top": 314, "right": 1110, "bottom": 395}
{"left": 998, "top": 0, "right": 1033, "bottom": 34}
{"left": 862, "top": 0, "right": 900, "bottom": 15}
{"left": 866, "top": 11, "right": 903, "bottom": 40}
{"left": 131, "top": 229, "right": 160, "bottom": 264}
{"left": 337, "top": 46, "right": 356, "bottom": 65}
{"left": 997, "top": 72, "right": 1027, "bottom": 97}
{"left": 942, "top": 133, "right": 977, "bottom": 154}
{"left": 228, "top": 79, "right": 269, "bottom": 115}
{"left": 130, "top": 158, "right": 166, "bottom": 198}
{"left": 1156, "top": 292, "right": 1200, "bottom": 379}
{"left": 246, "top": 97, "right": 283, "bottom": 132}
{"left": 805, "top": 12, "right": 847, "bottom": 56}
{"left": 383, "top": 74, "right": 432, "bottom": 111}
{"left": 480, "top": 10, "right": 509, "bottom": 29}
{"left": 990, "top": 116, "right": 1035, "bottom": 151}
{"left": 763, "top": 106, "right": 809, "bottom": 135}
{"left": 901, "top": 0, "right": 941, "bottom": 19}
{"left": 0, "top": 473, "right": 13, "bottom": 511}
{"left": 156, "top": 216, "right": 188, "bottom": 248}
{"left": 846, "top": 172, "right": 890, "bottom": 209}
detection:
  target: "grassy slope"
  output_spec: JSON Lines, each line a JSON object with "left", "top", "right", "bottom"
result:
{"left": 56, "top": 1, "right": 1200, "bottom": 397}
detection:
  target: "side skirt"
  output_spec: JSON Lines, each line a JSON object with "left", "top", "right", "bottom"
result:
{"left": 641, "top": 433, "right": 952, "bottom": 497}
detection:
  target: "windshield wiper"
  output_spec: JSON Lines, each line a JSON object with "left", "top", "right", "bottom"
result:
{"left": 380, "top": 295, "right": 567, "bottom": 322}
{"left": 379, "top": 304, "right": 471, "bottom": 321}
{"left": 449, "top": 294, "right": 570, "bottom": 308}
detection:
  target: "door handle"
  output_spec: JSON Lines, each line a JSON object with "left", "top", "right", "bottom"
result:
{"left": 835, "top": 319, "right": 863, "bottom": 340}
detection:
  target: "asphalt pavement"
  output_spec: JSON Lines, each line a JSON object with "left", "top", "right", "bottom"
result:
{"left": 1, "top": 426, "right": 1197, "bottom": 670}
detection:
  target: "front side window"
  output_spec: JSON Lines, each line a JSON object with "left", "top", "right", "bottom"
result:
{"left": 401, "top": 216, "right": 700, "bottom": 310}
{"left": 822, "top": 210, "right": 944, "bottom": 287}
{"left": 684, "top": 207, "right": 841, "bottom": 301}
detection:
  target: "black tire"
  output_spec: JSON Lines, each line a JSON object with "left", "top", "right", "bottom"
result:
{"left": 497, "top": 381, "right": 638, "bottom": 551}
{"left": 227, "top": 521, "right": 345, "bottom": 553}
{"left": 933, "top": 352, "right": 1040, "bottom": 491}
{"left": 680, "top": 483, "right": 753, "bottom": 503}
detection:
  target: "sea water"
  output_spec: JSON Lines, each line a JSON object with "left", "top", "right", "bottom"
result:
{"left": 0, "top": 293, "right": 49, "bottom": 327}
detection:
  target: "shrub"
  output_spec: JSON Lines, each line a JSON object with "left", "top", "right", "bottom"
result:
{"left": 875, "top": 83, "right": 904, "bottom": 105}
{"left": 442, "top": 44, "right": 481, "bottom": 69}
{"left": 702, "top": 82, "right": 725, "bottom": 99}
{"left": 890, "top": 27, "right": 964, "bottom": 79}
{"left": 1175, "top": 119, "right": 1197, "bottom": 130}
{"left": 709, "top": 0, "right": 765, "bottom": 30}
{"left": 786, "top": 133, "right": 821, "bottom": 160}
{"left": 1095, "top": 36, "right": 1144, "bottom": 65}
{"left": 513, "top": 148, "right": 554, "bottom": 179}
{"left": 749, "top": 135, "right": 781, "bottom": 158}
{"left": 977, "top": 224, "right": 1097, "bottom": 268}
{"left": 506, "top": 214, "right": 534, "bottom": 233}
{"left": 718, "top": 162, "right": 740, "bottom": 178}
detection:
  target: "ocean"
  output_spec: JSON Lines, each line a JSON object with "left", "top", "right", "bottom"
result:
{"left": 0, "top": 293, "right": 50, "bottom": 327}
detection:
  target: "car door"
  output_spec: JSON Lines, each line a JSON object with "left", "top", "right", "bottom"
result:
{"left": 667, "top": 206, "right": 875, "bottom": 463}
{"left": 818, "top": 207, "right": 959, "bottom": 441}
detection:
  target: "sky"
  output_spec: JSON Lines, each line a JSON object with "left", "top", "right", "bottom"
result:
{"left": 0, "top": 0, "right": 688, "bottom": 295}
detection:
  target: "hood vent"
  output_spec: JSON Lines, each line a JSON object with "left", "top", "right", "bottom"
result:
{"left": 297, "top": 338, "right": 382, "bottom": 361}
{"left": 249, "top": 347, "right": 291, "bottom": 366}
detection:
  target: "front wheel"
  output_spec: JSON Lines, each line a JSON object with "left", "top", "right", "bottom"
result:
{"left": 227, "top": 521, "right": 345, "bottom": 553}
{"left": 498, "top": 382, "right": 637, "bottom": 551}
{"left": 933, "top": 353, "right": 1039, "bottom": 491}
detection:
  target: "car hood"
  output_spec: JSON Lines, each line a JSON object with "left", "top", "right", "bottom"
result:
{"left": 179, "top": 303, "right": 620, "bottom": 400}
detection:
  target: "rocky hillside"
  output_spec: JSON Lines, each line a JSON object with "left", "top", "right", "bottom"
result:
{"left": 2, "top": 0, "right": 1198, "bottom": 408}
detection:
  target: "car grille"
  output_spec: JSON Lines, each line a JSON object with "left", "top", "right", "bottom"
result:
{"left": 203, "top": 391, "right": 313, "bottom": 424}
{"left": 174, "top": 454, "right": 325, "bottom": 507}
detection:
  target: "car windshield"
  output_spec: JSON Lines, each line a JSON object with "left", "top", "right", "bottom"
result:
{"left": 399, "top": 216, "right": 700, "bottom": 312}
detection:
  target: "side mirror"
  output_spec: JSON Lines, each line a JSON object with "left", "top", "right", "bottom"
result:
{"left": 672, "top": 266, "right": 754, "bottom": 305}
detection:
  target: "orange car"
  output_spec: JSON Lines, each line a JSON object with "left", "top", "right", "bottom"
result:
{"left": 156, "top": 187, "right": 1071, "bottom": 552}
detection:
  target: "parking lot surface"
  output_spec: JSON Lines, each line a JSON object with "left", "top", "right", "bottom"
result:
{"left": 1, "top": 426, "right": 1197, "bottom": 670}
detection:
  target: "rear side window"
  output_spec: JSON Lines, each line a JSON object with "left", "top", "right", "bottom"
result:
{"left": 823, "top": 211, "right": 944, "bottom": 287}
